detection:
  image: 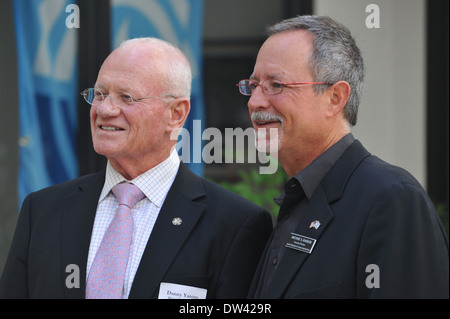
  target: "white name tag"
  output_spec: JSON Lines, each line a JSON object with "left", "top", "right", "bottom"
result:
{"left": 158, "top": 282, "right": 207, "bottom": 299}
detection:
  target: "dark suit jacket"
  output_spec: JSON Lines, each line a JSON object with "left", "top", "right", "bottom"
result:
{"left": 0, "top": 163, "right": 273, "bottom": 299}
{"left": 249, "top": 140, "right": 449, "bottom": 299}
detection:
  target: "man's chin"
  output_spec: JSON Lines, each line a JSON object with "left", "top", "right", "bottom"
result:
{"left": 254, "top": 128, "right": 280, "bottom": 156}
{"left": 92, "top": 143, "right": 121, "bottom": 159}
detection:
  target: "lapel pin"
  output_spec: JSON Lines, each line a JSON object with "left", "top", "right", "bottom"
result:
{"left": 309, "top": 220, "right": 321, "bottom": 230}
{"left": 172, "top": 217, "right": 183, "bottom": 226}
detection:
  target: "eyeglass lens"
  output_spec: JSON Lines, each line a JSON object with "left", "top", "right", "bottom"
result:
{"left": 81, "top": 88, "right": 101, "bottom": 105}
{"left": 238, "top": 80, "right": 284, "bottom": 96}
{"left": 82, "top": 88, "right": 136, "bottom": 105}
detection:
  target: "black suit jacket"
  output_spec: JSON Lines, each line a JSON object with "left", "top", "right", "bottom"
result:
{"left": 0, "top": 163, "right": 273, "bottom": 298}
{"left": 249, "top": 140, "right": 449, "bottom": 299}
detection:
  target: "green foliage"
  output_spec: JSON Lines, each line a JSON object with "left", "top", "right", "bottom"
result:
{"left": 436, "top": 202, "right": 449, "bottom": 237}
{"left": 218, "top": 165, "right": 288, "bottom": 219}
{"left": 215, "top": 164, "right": 450, "bottom": 240}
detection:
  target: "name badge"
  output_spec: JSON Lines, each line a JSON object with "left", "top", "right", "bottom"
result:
{"left": 158, "top": 282, "right": 207, "bottom": 299}
{"left": 285, "top": 232, "right": 317, "bottom": 254}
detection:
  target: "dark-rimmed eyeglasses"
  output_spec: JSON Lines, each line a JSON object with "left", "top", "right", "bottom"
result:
{"left": 236, "top": 79, "right": 331, "bottom": 96}
{"left": 80, "top": 88, "right": 177, "bottom": 106}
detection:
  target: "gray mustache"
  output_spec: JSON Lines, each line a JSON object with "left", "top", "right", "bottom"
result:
{"left": 251, "top": 111, "right": 283, "bottom": 124}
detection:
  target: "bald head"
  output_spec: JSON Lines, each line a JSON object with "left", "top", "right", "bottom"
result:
{"left": 111, "top": 37, "right": 192, "bottom": 99}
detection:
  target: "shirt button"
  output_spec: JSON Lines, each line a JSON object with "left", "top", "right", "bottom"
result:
{"left": 283, "top": 214, "right": 289, "bottom": 220}
{"left": 272, "top": 257, "right": 278, "bottom": 265}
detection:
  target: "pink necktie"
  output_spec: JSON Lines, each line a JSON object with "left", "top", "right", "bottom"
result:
{"left": 86, "top": 183, "right": 145, "bottom": 299}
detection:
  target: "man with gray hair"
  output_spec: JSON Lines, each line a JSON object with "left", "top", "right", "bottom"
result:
{"left": 0, "top": 37, "right": 272, "bottom": 299}
{"left": 238, "top": 16, "right": 449, "bottom": 298}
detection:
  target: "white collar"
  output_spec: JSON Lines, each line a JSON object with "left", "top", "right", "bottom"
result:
{"left": 99, "top": 150, "right": 180, "bottom": 207}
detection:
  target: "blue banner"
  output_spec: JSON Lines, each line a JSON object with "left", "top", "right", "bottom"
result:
{"left": 111, "top": 0, "right": 204, "bottom": 176}
{"left": 14, "top": 0, "right": 78, "bottom": 205}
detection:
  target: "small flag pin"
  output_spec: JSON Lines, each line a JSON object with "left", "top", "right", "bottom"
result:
{"left": 172, "top": 217, "right": 183, "bottom": 226}
{"left": 309, "top": 220, "right": 321, "bottom": 229}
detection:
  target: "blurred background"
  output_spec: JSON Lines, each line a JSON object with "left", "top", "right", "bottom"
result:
{"left": 0, "top": 0, "right": 448, "bottom": 273}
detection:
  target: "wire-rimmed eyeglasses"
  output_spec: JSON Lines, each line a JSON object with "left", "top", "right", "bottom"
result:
{"left": 236, "top": 79, "right": 331, "bottom": 96}
{"left": 80, "top": 88, "right": 177, "bottom": 106}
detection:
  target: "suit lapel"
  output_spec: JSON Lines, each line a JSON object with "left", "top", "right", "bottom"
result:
{"left": 265, "top": 186, "right": 334, "bottom": 298}
{"left": 61, "top": 171, "right": 105, "bottom": 298}
{"left": 264, "top": 140, "right": 371, "bottom": 298}
{"left": 128, "top": 163, "right": 206, "bottom": 299}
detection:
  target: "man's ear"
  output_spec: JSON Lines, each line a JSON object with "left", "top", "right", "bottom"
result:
{"left": 168, "top": 98, "right": 190, "bottom": 130}
{"left": 326, "top": 81, "right": 351, "bottom": 118}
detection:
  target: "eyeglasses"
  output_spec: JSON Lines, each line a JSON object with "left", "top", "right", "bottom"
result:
{"left": 236, "top": 79, "right": 330, "bottom": 96}
{"left": 80, "top": 88, "right": 176, "bottom": 106}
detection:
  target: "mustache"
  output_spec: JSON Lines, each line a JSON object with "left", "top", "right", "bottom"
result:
{"left": 251, "top": 111, "right": 284, "bottom": 125}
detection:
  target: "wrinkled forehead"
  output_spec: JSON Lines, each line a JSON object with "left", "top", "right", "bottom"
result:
{"left": 96, "top": 45, "right": 165, "bottom": 93}
{"left": 104, "top": 43, "right": 166, "bottom": 73}
{"left": 251, "top": 30, "right": 314, "bottom": 81}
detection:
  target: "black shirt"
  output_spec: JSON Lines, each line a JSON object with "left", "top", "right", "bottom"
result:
{"left": 254, "top": 133, "right": 355, "bottom": 297}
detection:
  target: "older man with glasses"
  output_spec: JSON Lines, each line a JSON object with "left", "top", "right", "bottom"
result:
{"left": 0, "top": 37, "right": 272, "bottom": 299}
{"left": 239, "top": 15, "right": 449, "bottom": 299}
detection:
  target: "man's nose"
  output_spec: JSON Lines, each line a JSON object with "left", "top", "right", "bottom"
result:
{"left": 95, "top": 96, "right": 121, "bottom": 117}
{"left": 247, "top": 86, "right": 270, "bottom": 112}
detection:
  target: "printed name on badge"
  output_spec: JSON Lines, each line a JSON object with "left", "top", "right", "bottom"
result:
{"left": 158, "top": 282, "right": 207, "bottom": 299}
{"left": 285, "top": 232, "right": 317, "bottom": 254}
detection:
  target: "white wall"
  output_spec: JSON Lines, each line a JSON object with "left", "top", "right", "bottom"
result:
{"left": 314, "top": 0, "right": 426, "bottom": 187}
